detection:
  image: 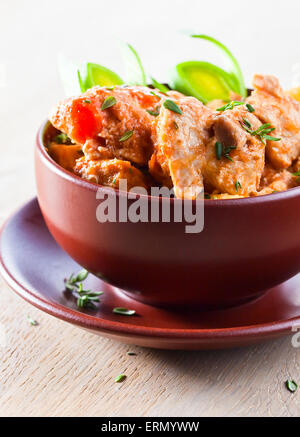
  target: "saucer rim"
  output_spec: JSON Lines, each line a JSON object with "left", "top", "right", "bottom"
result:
{"left": 1, "top": 198, "right": 300, "bottom": 344}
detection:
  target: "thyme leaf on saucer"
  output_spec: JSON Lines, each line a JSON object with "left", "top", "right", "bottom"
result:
{"left": 292, "top": 170, "right": 300, "bottom": 181}
{"left": 64, "top": 269, "right": 104, "bottom": 309}
{"left": 240, "top": 120, "right": 281, "bottom": 144}
{"left": 113, "top": 307, "right": 136, "bottom": 316}
{"left": 65, "top": 269, "right": 88, "bottom": 290}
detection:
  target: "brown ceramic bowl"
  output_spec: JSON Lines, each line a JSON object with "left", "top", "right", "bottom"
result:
{"left": 35, "top": 120, "right": 300, "bottom": 308}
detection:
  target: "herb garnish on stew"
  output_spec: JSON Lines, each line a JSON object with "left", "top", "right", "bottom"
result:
{"left": 101, "top": 96, "right": 117, "bottom": 110}
{"left": 235, "top": 181, "right": 242, "bottom": 192}
{"left": 27, "top": 315, "right": 38, "bottom": 326}
{"left": 119, "top": 130, "right": 134, "bottom": 142}
{"left": 163, "top": 99, "right": 182, "bottom": 115}
{"left": 54, "top": 132, "right": 71, "bottom": 144}
{"left": 146, "top": 107, "right": 160, "bottom": 117}
{"left": 217, "top": 101, "right": 244, "bottom": 112}
{"left": 240, "top": 120, "right": 281, "bottom": 144}
{"left": 246, "top": 103, "right": 255, "bottom": 113}
{"left": 215, "top": 142, "right": 236, "bottom": 161}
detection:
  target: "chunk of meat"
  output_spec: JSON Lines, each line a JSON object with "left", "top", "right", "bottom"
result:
{"left": 247, "top": 74, "right": 300, "bottom": 169}
{"left": 292, "top": 156, "right": 300, "bottom": 172}
{"left": 82, "top": 138, "right": 115, "bottom": 160}
{"left": 152, "top": 97, "right": 212, "bottom": 199}
{"left": 50, "top": 86, "right": 169, "bottom": 166}
{"left": 148, "top": 151, "right": 172, "bottom": 188}
{"left": 48, "top": 80, "right": 300, "bottom": 198}
{"left": 257, "top": 164, "right": 298, "bottom": 195}
{"left": 203, "top": 107, "right": 265, "bottom": 196}
{"left": 48, "top": 143, "right": 83, "bottom": 172}
{"left": 74, "top": 157, "right": 149, "bottom": 191}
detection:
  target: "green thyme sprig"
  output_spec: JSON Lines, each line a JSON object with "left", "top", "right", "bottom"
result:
{"left": 215, "top": 141, "right": 236, "bottom": 162}
{"left": 64, "top": 269, "right": 104, "bottom": 309}
{"left": 292, "top": 170, "right": 300, "bottom": 181}
{"left": 150, "top": 91, "right": 161, "bottom": 99}
{"left": 151, "top": 77, "right": 170, "bottom": 94}
{"left": 242, "top": 117, "right": 251, "bottom": 129}
{"left": 240, "top": 119, "right": 281, "bottom": 144}
{"left": 54, "top": 132, "right": 71, "bottom": 144}
{"left": 286, "top": 380, "right": 298, "bottom": 393}
{"left": 217, "top": 101, "right": 244, "bottom": 111}
{"left": 245, "top": 103, "right": 255, "bottom": 113}
{"left": 235, "top": 180, "right": 242, "bottom": 193}
{"left": 216, "top": 101, "right": 255, "bottom": 114}
{"left": 119, "top": 130, "right": 134, "bottom": 142}
{"left": 292, "top": 170, "right": 300, "bottom": 184}
{"left": 64, "top": 269, "right": 89, "bottom": 290}
{"left": 113, "top": 307, "right": 136, "bottom": 316}
{"left": 146, "top": 106, "right": 160, "bottom": 117}
{"left": 75, "top": 283, "right": 104, "bottom": 308}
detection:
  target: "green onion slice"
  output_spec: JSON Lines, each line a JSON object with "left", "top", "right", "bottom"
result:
{"left": 170, "top": 61, "right": 233, "bottom": 104}
{"left": 121, "top": 43, "right": 146, "bottom": 86}
{"left": 151, "top": 77, "right": 170, "bottom": 93}
{"left": 191, "top": 34, "right": 246, "bottom": 98}
{"left": 78, "top": 63, "right": 123, "bottom": 92}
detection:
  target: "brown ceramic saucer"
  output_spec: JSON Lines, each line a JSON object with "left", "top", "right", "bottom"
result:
{"left": 1, "top": 198, "right": 300, "bottom": 350}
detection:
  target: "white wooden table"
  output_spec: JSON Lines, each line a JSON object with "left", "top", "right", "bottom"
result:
{"left": 0, "top": 0, "right": 299, "bottom": 417}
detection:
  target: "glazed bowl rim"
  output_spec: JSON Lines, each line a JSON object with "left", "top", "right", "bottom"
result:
{"left": 37, "top": 119, "right": 300, "bottom": 206}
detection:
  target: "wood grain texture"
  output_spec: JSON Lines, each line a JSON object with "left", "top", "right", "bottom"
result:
{"left": 0, "top": 0, "right": 300, "bottom": 417}
{"left": 0, "top": 279, "right": 299, "bottom": 417}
